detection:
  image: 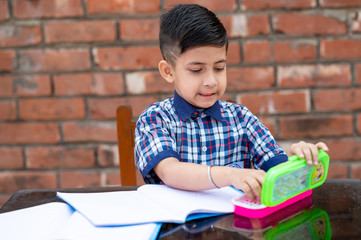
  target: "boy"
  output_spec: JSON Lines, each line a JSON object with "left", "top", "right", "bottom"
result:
{"left": 134, "top": 4, "right": 328, "bottom": 200}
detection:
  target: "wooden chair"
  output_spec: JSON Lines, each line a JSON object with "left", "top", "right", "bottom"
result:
{"left": 116, "top": 105, "right": 145, "bottom": 186}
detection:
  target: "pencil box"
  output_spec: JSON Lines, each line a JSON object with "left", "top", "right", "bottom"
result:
{"left": 261, "top": 149, "right": 329, "bottom": 206}
{"left": 232, "top": 189, "right": 312, "bottom": 219}
{"left": 233, "top": 192, "right": 314, "bottom": 231}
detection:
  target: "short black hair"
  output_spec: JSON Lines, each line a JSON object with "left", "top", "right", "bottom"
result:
{"left": 159, "top": 4, "right": 228, "bottom": 66}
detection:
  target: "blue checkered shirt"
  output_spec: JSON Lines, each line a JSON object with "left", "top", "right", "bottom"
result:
{"left": 135, "top": 92, "right": 287, "bottom": 184}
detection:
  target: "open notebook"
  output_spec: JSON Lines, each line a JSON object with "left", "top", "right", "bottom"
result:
{"left": 0, "top": 202, "right": 161, "bottom": 240}
{"left": 57, "top": 185, "right": 243, "bottom": 226}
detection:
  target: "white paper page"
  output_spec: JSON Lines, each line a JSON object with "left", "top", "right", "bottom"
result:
{"left": 57, "top": 191, "right": 176, "bottom": 226}
{"left": 0, "top": 202, "right": 74, "bottom": 240}
{"left": 138, "top": 185, "right": 243, "bottom": 221}
{"left": 56, "top": 211, "right": 161, "bottom": 240}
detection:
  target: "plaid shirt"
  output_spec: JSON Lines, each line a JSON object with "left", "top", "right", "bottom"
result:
{"left": 135, "top": 92, "right": 287, "bottom": 184}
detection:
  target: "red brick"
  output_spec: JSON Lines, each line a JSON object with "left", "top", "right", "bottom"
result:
{"left": 278, "top": 64, "right": 351, "bottom": 88}
{"left": 13, "top": 74, "right": 51, "bottom": 96}
{"left": 125, "top": 71, "right": 173, "bottom": 94}
{"left": 227, "top": 67, "right": 274, "bottom": 91}
{"left": 164, "top": 0, "right": 236, "bottom": 11}
{"left": 274, "top": 13, "right": 347, "bottom": 35}
{"left": 222, "top": 14, "right": 270, "bottom": 37}
{"left": 321, "top": 39, "right": 361, "bottom": 60}
{"left": 19, "top": 49, "right": 91, "bottom": 72}
{"left": 243, "top": 41, "right": 271, "bottom": 63}
{"left": 0, "top": 25, "right": 42, "bottom": 47}
{"left": 60, "top": 170, "right": 101, "bottom": 188}
{"left": 120, "top": 18, "right": 159, "bottom": 41}
{"left": 0, "top": 50, "right": 15, "bottom": 72}
{"left": 45, "top": 20, "right": 116, "bottom": 43}
{"left": 97, "top": 145, "right": 119, "bottom": 167}
{"left": 13, "top": 0, "right": 83, "bottom": 19}
{"left": 358, "top": 114, "right": 361, "bottom": 135}
{"left": 0, "top": 148, "right": 24, "bottom": 169}
{"left": 0, "top": 123, "right": 59, "bottom": 144}
{"left": 352, "top": 164, "right": 361, "bottom": 179}
{"left": 356, "top": 64, "right": 361, "bottom": 85}
{"left": 62, "top": 121, "right": 117, "bottom": 143}
{"left": 54, "top": 73, "right": 124, "bottom": 96}
{"left": 320, "top": 0, "right": 361, "bottom": 7}
{"left": 0, "top": 100, "right": 16, "bottom": 120}
{"left": 279, "top": 115, "right": 353, "bottom": 139}
{"left": 93, "top": 46, "right": 161, "bottom": 70}
{"left": 242, "top": 0, "right": 315, "bottom": 9}
{"left": 20, "top": 98, "right": 85, "bottom": 120}
{"left": 247, "top": 15, "right": 271, "bottom": 36}
{"left": 26, "top": 147, "right": 95, "bottom": 169}
{"left": 0, "top": 75, "right": 51, "bottom": 97}
{"left": 239, "top": 90, "right": 309, "bottom": 115}
{"left": 0, "top": 1, "right": 9, "bottom": 21}
{"left": 0, "top": 76, "right": 12, "bottom": 97}
{"left": 313, "top": 89, "right": 361, "bottom": 112}
{"left": 104, "top": 170, "right": 121, "bottom": 186}
{"left": 274, "top": 40, "right": 317, "bottom": 62}
{"left": 328, "top": 164, "right": 349, "bottom": 179}
{"left": 0, "top": 171, "right": 57, "bottom": 193}
{"left": 227, "top": 42, "right": 242, "bottom": 64}
{"left": 88, "top": 95, "right": 158, "bottom": 119}
{"left": 87, "top": 0, "right": 160, "bottom": 15}
{"left": 326, "top": 139, "right": 361, "bottom": 161}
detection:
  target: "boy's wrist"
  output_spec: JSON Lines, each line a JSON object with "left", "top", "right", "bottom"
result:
{"left": 211, "top": 165, "right": 236, "bottom": 188}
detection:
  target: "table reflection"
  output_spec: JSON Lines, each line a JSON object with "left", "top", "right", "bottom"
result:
{"left": 159, "top": 179, "right": 361, "bottom": 240}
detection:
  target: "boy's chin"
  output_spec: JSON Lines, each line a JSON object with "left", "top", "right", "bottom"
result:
{"left": 194, "top": 101, "right": 216, "bottom": 109}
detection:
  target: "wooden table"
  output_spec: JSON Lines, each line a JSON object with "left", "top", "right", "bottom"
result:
{"left": 1, "top": 179, "right": 360, "bottom": 239}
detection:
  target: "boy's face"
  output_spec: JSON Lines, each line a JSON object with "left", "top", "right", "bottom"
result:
{"left": 161, "top": 45, "right": 227, "bottom": 109}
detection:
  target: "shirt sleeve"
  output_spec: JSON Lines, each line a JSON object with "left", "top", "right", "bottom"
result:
{"left": 242, "top": 107, "right": 287, "bottom": 171}
{"left": 134, "top": 107, "right": 180, "bottom": 183}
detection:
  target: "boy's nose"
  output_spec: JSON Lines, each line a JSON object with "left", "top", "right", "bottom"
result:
{"left": 203, "top": 71, "right": 217, "bottom": 87}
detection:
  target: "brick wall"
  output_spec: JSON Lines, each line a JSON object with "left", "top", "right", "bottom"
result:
{"left": 1, "top": 0, "right": 361, "bottom": 206}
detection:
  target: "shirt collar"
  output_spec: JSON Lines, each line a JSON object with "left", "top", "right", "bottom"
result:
{"left": 173, "top": 91, "right": 224, "bottom": 122}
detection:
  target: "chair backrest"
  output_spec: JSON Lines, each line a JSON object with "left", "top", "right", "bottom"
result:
{"left": 116, "top": 105, "right": 145, "bottom": 186}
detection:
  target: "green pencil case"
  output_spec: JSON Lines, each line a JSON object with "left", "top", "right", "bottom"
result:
{"left": 261, "top": 149, "right": 329, "bottom": 206}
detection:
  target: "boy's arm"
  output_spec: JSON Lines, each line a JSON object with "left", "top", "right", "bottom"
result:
{"left": 154, "top": 157, "right": 265, "bottom": 201}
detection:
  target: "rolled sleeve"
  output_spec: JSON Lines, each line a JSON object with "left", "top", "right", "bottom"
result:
{"left": 243, "top": 107, "right": 287, "bottom": 170}
{"left": 135, "top": 108, "right": 179, "bottom": 183}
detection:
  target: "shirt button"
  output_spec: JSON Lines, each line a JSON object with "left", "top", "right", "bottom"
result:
{"left": 202, "top": 146, "right": 207, "bottom": 152}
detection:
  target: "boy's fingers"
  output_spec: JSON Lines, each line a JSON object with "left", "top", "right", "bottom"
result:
{"left": 308, "top": 143, "right": 319, "bottom": 166}
{"left": 303, "top": 147, "right": 313, "bottom": 165}
{"left": 292, "top": 145, "right": 305, "bottom": 159}
{"left": 240, "top": 184, "right": 256, "bottom": 201}
{"left": 238, "top": 173, "right": 264, "bottom": 201}
{"left": 316, "top": 142, "right": 329, "bottom": 151}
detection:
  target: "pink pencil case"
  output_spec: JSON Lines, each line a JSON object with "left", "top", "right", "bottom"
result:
{"left": 233, "top": 193, "right": 314, "bottom": 231}
{"left": 232, "top": 189, "right": 312, "bottom": 219}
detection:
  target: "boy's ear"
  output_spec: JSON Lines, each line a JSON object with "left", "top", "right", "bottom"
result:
{"left": 158, "top": 60, "right": 174, "bottom": 83}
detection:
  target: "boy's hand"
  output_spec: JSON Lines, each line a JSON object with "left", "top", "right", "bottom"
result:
{"left": 290, "top": 141, "right": 329, "bottom": 166}
{"left": 228, "top": 168, "right": 265, "bottom": 201}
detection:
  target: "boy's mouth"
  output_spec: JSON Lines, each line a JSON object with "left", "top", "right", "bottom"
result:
{"left": 199, "top": 93, "right": 215, "bottom": 97}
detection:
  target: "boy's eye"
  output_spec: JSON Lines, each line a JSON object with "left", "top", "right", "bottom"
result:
{"left": 190, "top": 69, "right": 202, "bottom": 73}
{"left": 215, "top": 67, "right": 225, "bottom": 71}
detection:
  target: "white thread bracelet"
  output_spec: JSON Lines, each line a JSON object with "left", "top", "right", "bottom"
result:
{"left": 207, "top": 165, "right": 219, "bottom": 189}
